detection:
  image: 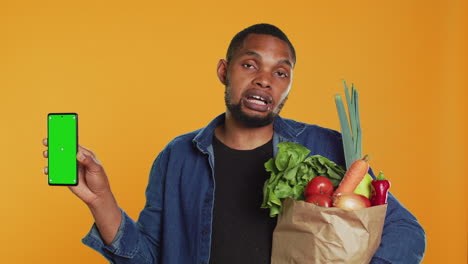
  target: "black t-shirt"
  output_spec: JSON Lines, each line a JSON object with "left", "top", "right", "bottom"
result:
{"left": 209, "top": 136, "right": 277, "bottom": 264}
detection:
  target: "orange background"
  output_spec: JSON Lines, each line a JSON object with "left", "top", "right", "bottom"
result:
{"left": 0, "top": 0, "right": 466, "bottom": 263}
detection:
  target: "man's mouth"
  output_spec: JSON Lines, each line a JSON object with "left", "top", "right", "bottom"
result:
{"left": 242, "top": 90, "right": 273, "bottom": 112}
{"left": 246, "top": 95, "right": 268, "bottom": 105}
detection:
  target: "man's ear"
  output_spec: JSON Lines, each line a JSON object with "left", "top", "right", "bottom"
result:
{"left": 217, "top": 59, "right": 228, "bottom": 85}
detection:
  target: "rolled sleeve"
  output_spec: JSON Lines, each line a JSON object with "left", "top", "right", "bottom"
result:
{"left": 82, "top": 208, "right": 143, "bottom": 263}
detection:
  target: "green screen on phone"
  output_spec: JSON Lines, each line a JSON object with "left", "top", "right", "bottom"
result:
{"left": 48, "top": 113, "right": 78, "bottom": 185}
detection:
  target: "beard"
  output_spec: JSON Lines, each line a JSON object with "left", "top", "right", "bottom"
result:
{"left": 224, "top": 81, "right": 288, "bottom": 128}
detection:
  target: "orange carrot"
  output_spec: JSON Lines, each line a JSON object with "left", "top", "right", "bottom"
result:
{"left": 334, "top": 155, "right": 370, "bottom": 195}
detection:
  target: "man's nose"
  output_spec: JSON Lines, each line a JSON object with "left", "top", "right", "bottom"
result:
{"left": 254, "top": 72, "right": 272, "bottom": 89}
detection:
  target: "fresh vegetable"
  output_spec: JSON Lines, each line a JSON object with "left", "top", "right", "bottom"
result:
{"left": 353, "top": 173, "right": 373, "bottom": 199}
{"left": 333, "top": 192, "right": 371, "bottom": 211}
{"left": 261, "top": 142, "right": 346, "bottom": 217}
{"left": 335, "top": 82, "right": 362, "bottom": 169}
{"left": 306, "top": 193, "right": 333, "bottom": 207}
{"left": 370, "top": 171, "right": 391, "bottom": 206}
{"left": 304, "top": 176, "right": 334, "bottom": 198}
{"left": 262, "top": 83, "right": 387, "bottom": 216}
{"left": 333, "top": 155, "right": 370, "bottom": 196}
{"left": 335, "top": 82, "right": 373, "bottom": 196}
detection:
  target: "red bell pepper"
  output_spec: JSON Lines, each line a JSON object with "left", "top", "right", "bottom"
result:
{"left": 370, "top": 171, "right": 391, "bottom": 206}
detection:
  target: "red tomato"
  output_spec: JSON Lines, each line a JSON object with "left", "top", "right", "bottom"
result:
{"left": 305, "top": 193, "right": 333, "bottom": 207}
{"left": 304, "top": 176, "right": 334, "bottom": 198}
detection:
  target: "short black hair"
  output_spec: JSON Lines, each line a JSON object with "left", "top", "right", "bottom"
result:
{"left": 226, "top": 23, "right": 296, "bottom": 65}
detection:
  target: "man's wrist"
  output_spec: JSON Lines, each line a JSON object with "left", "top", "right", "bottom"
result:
{"left": 87, "top": 192, "right": 122, "bottom": 245}
{"left": 87, "top": 191, "right": 118, "bottom": 214}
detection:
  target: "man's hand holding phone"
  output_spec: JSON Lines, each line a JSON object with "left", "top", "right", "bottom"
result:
{"left": 43, "top": 139, "right": 111, "bottom": 204}
{"left": 42, "top": 138, "right": 122, "bottom": 245}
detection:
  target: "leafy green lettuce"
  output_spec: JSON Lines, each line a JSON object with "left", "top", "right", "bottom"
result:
{"left": 261, "top": 142, "right": 346, "bottom": 217}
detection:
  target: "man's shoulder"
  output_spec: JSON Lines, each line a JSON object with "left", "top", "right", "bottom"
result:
{"left": 304, "top": 123, "right": 342, "bottom": 140}
{"left": 165, "top": 129, "right": 201, "bottom": 150}
{"left": 279, "top": 117, "right": 345, "bottom": 165}
{"left": 278, "top": 116, "right": 342, "bottom": 139}
{"left": 158, "top": 114, "right": 224, "bottom": 157}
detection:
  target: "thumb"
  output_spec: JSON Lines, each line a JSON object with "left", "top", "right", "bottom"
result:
{"left": 77, "top": 151, "right": 103, "bottom": 173}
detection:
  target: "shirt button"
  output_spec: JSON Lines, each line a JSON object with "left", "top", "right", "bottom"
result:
{"left": 202, "top": 230, "right": 209, "bottom": 235}
{"left": 204, "top": 198, "right": 210, "bottom": 204}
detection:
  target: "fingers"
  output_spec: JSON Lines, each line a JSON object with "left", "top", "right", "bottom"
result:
{"left": 78, "top": 145, "right": 102, "bottom": 164}
{"left": 43, "top": 138, "right": 48, "bottom": 175}
{"left": 42, "top": 138, "right": 48, "bottom": 158}
{"left": 43, "top": 138, "right": 103, "bottom": 175}
{"left": 77, "top": 148, "right": 103, "bottom": 173}
{"left": 43, "top": 141, "right": 92, "bottom": 160}
{"left": 78, "top": 145, "right": 95, "bottom": 156}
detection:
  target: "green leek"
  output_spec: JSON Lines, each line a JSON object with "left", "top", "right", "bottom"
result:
{"left": 335, "top": 81, "right": 362, "bottom": 169}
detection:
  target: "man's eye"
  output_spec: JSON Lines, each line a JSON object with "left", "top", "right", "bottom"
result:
{"left": 276, "top": 72, "right": 288, "bottom": 78}
{"left": 242, "top": 64, "right": 254, "bottom": 69}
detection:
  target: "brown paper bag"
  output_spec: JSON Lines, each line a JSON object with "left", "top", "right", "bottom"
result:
{"left": 271, "top": 198, "right": 387, "bottom": 264}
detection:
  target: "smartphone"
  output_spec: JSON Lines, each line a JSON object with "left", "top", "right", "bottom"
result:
{"left": 47, "top": 113, "right": 78, "bottom": 186}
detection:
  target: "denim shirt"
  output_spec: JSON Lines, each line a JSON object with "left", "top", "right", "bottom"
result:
{"left": 82, "top": 113, "right": 426, "bottom": 264}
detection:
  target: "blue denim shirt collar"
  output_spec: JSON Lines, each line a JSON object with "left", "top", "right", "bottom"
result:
{"left": 192, "top": 113, "right": 307, "bottom": 156}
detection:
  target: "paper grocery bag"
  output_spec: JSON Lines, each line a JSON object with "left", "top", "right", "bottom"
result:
{"left": 271, "top": 198, "right": 387, "bottom": 264}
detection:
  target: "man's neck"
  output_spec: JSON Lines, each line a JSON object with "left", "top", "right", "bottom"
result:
{"left": 215, "top": 114, "right": 274, "bottom": 150}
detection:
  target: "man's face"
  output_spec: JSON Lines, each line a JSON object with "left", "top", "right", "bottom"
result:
{"left": 220, "top": 33, "right": 294, "bottom": 127}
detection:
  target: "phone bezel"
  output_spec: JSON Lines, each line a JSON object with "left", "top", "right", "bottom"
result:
{"left": 47, "top": 113, "right": 79, "bottom": 186}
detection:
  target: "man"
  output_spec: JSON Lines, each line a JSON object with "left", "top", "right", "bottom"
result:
{"left": 42, "top": 24, "right": 426, "bottom": 263}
